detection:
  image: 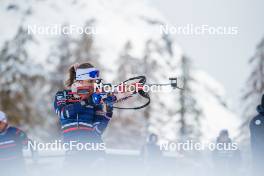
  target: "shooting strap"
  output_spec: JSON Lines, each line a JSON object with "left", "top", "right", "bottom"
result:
{"left": 113, "top": 76, "right": 151, "bottom": 110}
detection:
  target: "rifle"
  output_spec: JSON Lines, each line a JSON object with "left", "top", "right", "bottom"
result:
{"left": 66, "top": 76, "right": 183, "bottom": 110}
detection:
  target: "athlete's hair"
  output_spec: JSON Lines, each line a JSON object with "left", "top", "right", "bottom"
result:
{"left": 65, "top": 62, "right": 94, "bottom": 88}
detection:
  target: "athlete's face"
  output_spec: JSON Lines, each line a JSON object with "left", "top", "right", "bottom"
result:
{"left": 78, "top": 80, "right": 96, "bottom": 87}
{"left": 77, "top": 80, "right": 96, "bottom": 93}
{"left": 0, "top": 121, "right": 7, "bottom": 132}
{"left": 71, "top": 80, "right": 97, "bottom": 96}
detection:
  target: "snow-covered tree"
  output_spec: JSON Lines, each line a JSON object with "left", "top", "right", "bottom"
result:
{"left": 116, "top": 41, "right": 141, "bottom": 79}
{"left": 241, "top": 37, "right": 264, "bottom": 140}
{"left": 74, "top": 20, "right": 100, "bottom": 67}
{"left": 105, "top": 41, "right": 146, "bottom": 149}
{"left": 176, "top": 55, "right": 203, "bottom": 140}
{"left": 105, "top": 38, "right": 171, "bottom": 148}
{"left": 48, "top": 26, "right": 75, "bottom": 90}
{"left": 0, "top": 26, "right": 44, "bottom": 126}
{"left": 48, "top": 21, "right": 99, "bottom": 90}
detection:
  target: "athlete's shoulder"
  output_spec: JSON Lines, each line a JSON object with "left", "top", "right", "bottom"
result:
{"left": 7, "top": 126, "right": 26, "bottom": 136}
{"left": 6, "top": 126, "right": 18, "bottom": 133}
{"left": 55, "top": 89, "right": 71, "bottom": 96}
{"left": 55, "top": 90, "right": 71, "bottom": 100}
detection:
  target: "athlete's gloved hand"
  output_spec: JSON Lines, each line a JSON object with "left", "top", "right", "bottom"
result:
{"left": 103, "top": 93, "right": 117, "bottom": 116}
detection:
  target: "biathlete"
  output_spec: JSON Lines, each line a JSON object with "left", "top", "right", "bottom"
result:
{"left": 0, "top": 111, "right": 29, "bottom": 176}
{"left": 54, "top": 62, "right": 115, "bottom": 163}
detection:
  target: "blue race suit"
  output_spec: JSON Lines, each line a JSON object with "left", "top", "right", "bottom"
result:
{"left": 54, "top": 90, "right": 113, "bottom": 145}
{"left": 0, "top": 126, "right": 28, "bottom": 175}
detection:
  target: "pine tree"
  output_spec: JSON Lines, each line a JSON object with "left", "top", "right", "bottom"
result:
{"left": 116, "top": 41, "right": 140, "bottom": 80}
{"left": 48, "top": 26, "right": 75, "bottom": 90}
{"left": 141, "top": 40, "right": 160, "bottom": 135}
{"left": 0, "top": 26, "right": 43, "bottom": 126}
{"left": 241, "top": 37, "right": 264, "bottom": 139}
{"left": 48, "top": 21, "right": 100, "bottom": 92}
{"left": 176, "top": 55, "right": 203, "bottom": 140}
{"left": 74, "top": 20, "right": 100, "bottom": 67}
{"left": 105, "top": 41, "right": 146, "bottom": 149}
{"left": 105, "top": 39, "right": 162, "bottom": 148}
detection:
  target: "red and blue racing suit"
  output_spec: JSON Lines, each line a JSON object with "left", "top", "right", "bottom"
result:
{"left": 54, "top": 90, "right": 113, "bottom": 146}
